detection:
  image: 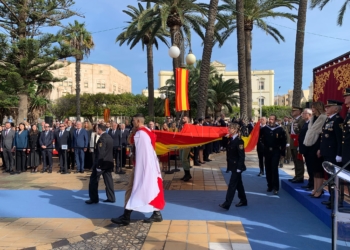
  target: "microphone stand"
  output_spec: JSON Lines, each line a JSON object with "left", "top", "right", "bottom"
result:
{"left": 319, "top": 160, "right": 350, "bottom": 250}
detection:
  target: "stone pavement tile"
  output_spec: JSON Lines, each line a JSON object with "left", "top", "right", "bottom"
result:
{"left": 209, "top": 234, "right": 230, "bottom": 243}
{"left": 189, "top": 220, "right": 207, "bottom": 226}
{"left": 149, "top": 224, "right": 170, "bottom": 233}
{"left": 228, "top": 232, "right": 248, "bottom": 243}
{"left": 187, "top": 233, "right": 208, "bottom": 243}
{"left": 168, "top": 225, "right": 188, "bottom": 233}
{"left": 141, "top": 241, "right": 165, "bottom": 250}
{"left": 146, "top": 232, "right": 167, "bottom": 242}
{"left": 188, "top": 225, "right": 207, "bottom": 234}
{"left": 209, "top": 242, "right": 232, "bottom": 250}
{"left": 187, "top": 242, "right": 209, "bottom": 250}
{"left": 166, "top": 233, "right": 187, "bottom": 242}
{"left": 67, "top": 235, "right": 84, "bottom": 244}
{"left": 164, "top": 241, "right": 186, "bottom": 250}
{"left": 231, "top": 243, "right": 252, "bottom": 250}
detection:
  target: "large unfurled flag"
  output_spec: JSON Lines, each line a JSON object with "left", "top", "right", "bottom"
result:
{"left": 241, "top": 121, "right": 260, "bottom": 153}
{"left": 175, "top": 68, "right": 190, "bottom": 111}
{"left": 103, "top": 108, "right": 110, "bottom": 122}
{"left": 164, "top": 98, "right": 170, "bottom": 117}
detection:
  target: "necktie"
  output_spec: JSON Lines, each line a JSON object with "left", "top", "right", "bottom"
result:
{"left": 113, "top": 130, "right": 115, "bottom": 135}
{"left": 122, "top": 130, "right": 124, "bottom": 134}
{"left": 60, "top": 131, "right": 63, "bottom": 137}
{"left": 45, "top": 131, "right": 48, "bottom": 136}
{"left": 5, "top": 130, "right": 8, "bottom": 136}
{"left": 77, "top": 129, "right": 79, "bottom": 135}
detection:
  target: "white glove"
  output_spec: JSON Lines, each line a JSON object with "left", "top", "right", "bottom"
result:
{"left": 237, "top": 169, "right": 241, "bottom": 173}
{"left": 336, "top": 156, "right": 342, "bottom": 163}
{"left": 286, "top": 144, "right": 290, "bottom": 147}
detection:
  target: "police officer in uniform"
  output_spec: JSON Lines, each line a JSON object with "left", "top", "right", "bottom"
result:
{"left": 85, "top": 124, "right": 115, "bottom": 204}
{"left": 219, "top": 123, "right": 247, "bottom": 210}
{"left": 260, "top": 115, "right": 287, "bottom": 195}
{"left": 341, "top": 89, "right": 350, "bottom": 206}
{"left": 318, "top": 100, "right": 343, "bottom": 208}
{"left": 288, "top": 107, "right": 306, "bottom": 183}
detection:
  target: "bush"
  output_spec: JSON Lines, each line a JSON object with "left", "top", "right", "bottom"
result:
{"left": 262, "top": 106, "right": 292, "bottom": 119}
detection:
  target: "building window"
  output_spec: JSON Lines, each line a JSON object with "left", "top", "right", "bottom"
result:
{"left": 84, "top": 81, "right": 88, "bottom": 88}
{"left": 97, "top": 83, "right": 101, "bottom": 88}
{"left": 258, "top": 80, "right": 265, "bottom": 90}
{"left": 101, "top": 83, "right": 105, "bottom": 89}
{"left": 63, "top": 81, "right": 67, "bottom": 87}
{"left": 259, "top": 98, "right": 265, "bottom": 106}
{"left": 59, "top": 82, "right": 63, "bottom": 86}
{"left": 68, "top": 81, "right": 72, "bottom": 86}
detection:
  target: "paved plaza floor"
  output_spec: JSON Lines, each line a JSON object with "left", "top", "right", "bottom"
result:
{"left": 0, "top": 151, "right": 348, "bottom": 250}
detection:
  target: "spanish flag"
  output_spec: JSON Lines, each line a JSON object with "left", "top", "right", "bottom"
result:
{"left": 164, "top": 98, "right": 170, "bottom": 117}
{"left": 241, "top": 121, "right": 260, "bottom": 152}
{"left": 103, "top": 108, "right": 110, "bottom": 123}
{"left": 175, "top": 68, "right": 190, "bottom": 111}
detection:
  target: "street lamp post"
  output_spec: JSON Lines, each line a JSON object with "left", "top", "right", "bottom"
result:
{"left": 96, "top": 103, "right": 106, "bottom": 122}
{"left": 277, "top": 86, "right": 281, "bottom": 106}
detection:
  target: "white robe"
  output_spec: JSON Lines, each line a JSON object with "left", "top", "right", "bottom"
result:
{"left": 126, "top": 128, "right": 164, "bottom": 213}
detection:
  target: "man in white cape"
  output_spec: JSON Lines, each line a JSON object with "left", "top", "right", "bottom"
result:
{"left": 111, "top": 114, "right": 165, "bottom": 226}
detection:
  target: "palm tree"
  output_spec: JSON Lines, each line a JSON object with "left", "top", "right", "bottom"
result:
{"left": 220, "top": 0, "right": 298, "bottom": 119}
{"left": 311, "top": 0, "right": 350, "bottom": 26}
{"left": 196, "top": 0, "right": 220, "bottom": 120}
{"left": 60, "top": 20, "right": 94, "bottom": 121}
{"left": 292, "top": 0, "right": 308, "bottom": 107}
{"left": 117, "top": 3, "right": 169, "bottom": 119}
{"left": 207, "top": 74, "right": 240, "bottom": 118}
{"left": 159, "top": 60, "right": 217, "bottom": 118}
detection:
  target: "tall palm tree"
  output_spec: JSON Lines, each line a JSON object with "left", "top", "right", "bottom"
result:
{"left": 196, "top": 0, "right": 220, "bottom": 120}
{"left": 292, "top": 0, "right": 308, "bottom": 107}
{"left": 207, "top": 74, "right": 240, "bottom": 118}
{"left": 220, "top": 0, "right": 298, "bottom": 119}
{"left": 311, "top": 0, "right": 350, "bottom": 26}
{"left": 60, "top": 20, "right": 94, "bottom": 121}
{"left": 117, "top": 3, "right": 169, "bottom": 119}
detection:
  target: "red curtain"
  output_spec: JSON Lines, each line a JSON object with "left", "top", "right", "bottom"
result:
{"left": 313, "top": 52, "right": 350, "bottom": 118}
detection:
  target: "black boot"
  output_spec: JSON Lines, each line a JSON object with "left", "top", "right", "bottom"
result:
{"left": 144, "top": 211, "right": 163, "bottom": 223}
{"left": 183, "top": 170, "right": 192, "bottom": 182}
{"left": 111, "top": 209, "right": 132, "bottom": 226}
{"left": 180, "top": 169, "right": 187, "bottom": 180}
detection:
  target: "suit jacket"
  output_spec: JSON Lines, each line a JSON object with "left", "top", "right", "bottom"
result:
{"left": 226, "top": 136, "right": 246, "bottom": 172}
{"left": 71, "top": 128, "right": 89, "bottom": 149}
{"left": 39, "top": 130, "right": 54, "bottom": 150}
{"left": 14, "top": 130, "right": 28, "bottom": 150}
{"left": 298, "top": 121, "right": 309, "bottom": 155}
{"left": 1, "top": 128, "right": 15, "bottom": 150}
{"left": 109, "top": 129, "right": 119, "bottom": 147}
{"left": 247, "top": 123, "right": 254, "bottom": 134}
{"left": 290, "top": 115, "right": 305, "bottom": 149}
{"left": 54, "top": 130, "right": 71, "bottom": 151}
{"left": 95, "top": 132, "right": 114, "bottom": 170}
{"left": 320, "top": 113, "right": 343, "bottom": 158}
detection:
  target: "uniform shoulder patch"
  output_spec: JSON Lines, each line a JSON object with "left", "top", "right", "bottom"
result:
{"left": 239, "top": 144, "right": 244, "bottom": 150}
{"left": 99, "top": 142, "right": 102, "bottom": 147}
{"left": 340, "top": 123, "right": 344, "bottom": 129}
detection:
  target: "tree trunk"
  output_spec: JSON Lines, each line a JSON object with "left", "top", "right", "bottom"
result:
{"left": 245, "top": 29, "right": 252, "bottom": 120}
{"left": 147, "top": 43, "right": 155, "bottom": 119}
{"left": 17, "top": 93, "right": 28, "bottom": 124}
{"left": 236, "top": 0, "right": 247, "bottom": 118}
{"left": 170, "top": 25, "right": 181, "bottom": 80}
{"left": 75, "top": 58, "right": 81, "bottom": 121}
{"left": 292, "top": 0, "right": 307, "bottom": 107}
{"left": 196, "top": 0, "right": 219, "bottom": 119}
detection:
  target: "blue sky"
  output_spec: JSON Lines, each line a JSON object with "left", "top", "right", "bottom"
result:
{"left": 67, "top": 0, "right": 350, "bottom": 96}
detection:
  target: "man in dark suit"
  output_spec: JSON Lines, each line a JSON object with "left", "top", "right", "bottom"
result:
{"left": 39, "top": 123, "right": 54, "bottom": 173}
{"left": 72, "top": 121, "right": 89, "bottom": 173}
{"left": 66, "top": 120, "right": 75, "bottom": 170}
{"left": 298, "top": 108, "right": 313, "bottom": 189}
{"left": 116, "top": 123, "right": 129, "bottom": 171}
{"left": 257, "top": 117, "right": 267, "bottom": 176}
{"left": 86, "top": 124, "right": 115, "bottom": 204}
{"left": 1, "top": 122, "right": 15, "bottom": 173}
{"left": 247, "top": 119, "right": 254, "bottom": 135}
{"left": 203, "top": 116, "right": 212, "bottom": 162}
{"left": 109, "top": 122, "right": 125, "bottom": 174}
{"left": 55, "top": 123, "right": 71, "bottom": 174}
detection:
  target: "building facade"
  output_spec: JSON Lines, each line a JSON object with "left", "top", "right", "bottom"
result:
{"left": 49, "top": 61, "right": 132, "bottom": 100}
{"left": 274, "top": 81, "right": 313, "bottom": 106}
{"left": 142, "top": 61, "right": 275, "bottom": 118}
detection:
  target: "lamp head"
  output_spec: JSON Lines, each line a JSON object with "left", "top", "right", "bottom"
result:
{"left": 168, "top": 45, "right": 180, "bottom": 59}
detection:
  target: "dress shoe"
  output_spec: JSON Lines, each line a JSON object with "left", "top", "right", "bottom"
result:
{"left": 199, "top": 161, "right": 206, "bottom": 164}
{"left": 235, "top": 200, "right": 247, "bottom": 207}
{"left": 321, "top": 201, "right": 331, "bottom": 205}
{"left": 48, "top": 170, "right": 52, "bottom": 173}
{"left": 40, "top": 170, "right": 45, "bottom": 173}
{"left": 205, "top": 159, "right": 212, "bottom": 162}
{"left": 257, "top": 172, "right": 264, "bottom": 176}
{"left": 80, "top": 171, "right": 84, "bottom": 173}
{"left": 111, "top": 209, "right": 132, "bottom": 226}
{"left": 10, "top": 171, "right": 16, "bottom": 175}
{"left": 311, "top": 193, "right": 323, "bottom": 198}
{"left": 144, "top": 211, "right": 163, "bottom": 223}
{"left": 288, "top": 178, "right": 296, "bottom": 182}
{"left": 267, "top": 188, "right": 273, "bottom": 192}
{"left": 74, "top": 170, "right": 80, "bottom": 174}
{"left": 85, "top": 200, "right": 98, "bottom": 204}
{"left": 103, "top": 199, "right": 115, "bottom": 203}
{"left": 57, "top": 170, "right": 61, "bottom": 173}
{"left": 273, "top": 190, "right": 279, "bottom": 195}
{"left": 219, "top": 203, "right": 230, "bottom": 210}
{"left": 194, "top": 163, "right": 201, "bottom": 166}
{"left": 291, "top": 179, "right": 304, "bottom": 183}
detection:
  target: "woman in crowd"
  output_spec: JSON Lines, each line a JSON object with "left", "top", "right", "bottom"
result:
{"left": 161, "top": 122, "right": 169, "bottom": 132}
{"left": 303, "top": 101, "right": 327, "bottom": 198}
{"left": 89, "top": 123, "right": 100, "bottom": 168}
{"left": 13, "top": 123, "right": 28, "bottom": 173}
{"left": 27, "top": 124, "right": 41, "bottom": 173}
{"left": 169, "top": 122, "right": 178, "bottom": 132}
{"left": 84, "top": 121, "right": 93, "bottom": 171}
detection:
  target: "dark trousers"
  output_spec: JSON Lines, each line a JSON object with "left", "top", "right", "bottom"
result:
{"left": 42, "top": 150, "right": 53, "bottom": 170}
{"left": 257, "top": 149, "right": 264, "bottom": 174}
{"left": 265, "top": 149, "right": 281, "bottom": 191}
{"left": 193, "top": 147, "right": 199, "bottom": 164}
{"left": 15, "top": 150, "right": 27, "bottom": 172}
{"left": 203, "top": 144, "right": 210, "bottom": 160}
{"left": 291, "top": 148, "right": 305, "bottom": 180}
{"left": 303, "top": 151, "right": 314, "bottom": 187}
{"left": 89, "top": 166, "right": 115, "bottom": 202}
{"left": 84, "top": 151, "right": 93, "bottom": 170}
{"left": 225, "top": 171, "right": 247, "bottom": 205}
{"left": 3, "top": 148, "right": 14, "bottom": 171}
{"left": 75, "top": 149, "right": 85, "bottom": 171}
{"left": 116, "top": 147, "right": 126, "bottom": 167}
{"left": 58, "top": 149, "right": 68, "bottom": 172}
{"left": 67, "top": 151, "right": 75, "bottom": 169}
{"left": 213, "top": 141, "right": 220, "bottom": 153}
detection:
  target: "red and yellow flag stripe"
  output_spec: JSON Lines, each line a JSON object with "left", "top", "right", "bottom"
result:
{"left": 175, "top": 68, "right": 190, "bottom": 111}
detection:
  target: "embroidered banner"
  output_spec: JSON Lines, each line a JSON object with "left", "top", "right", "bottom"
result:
{"left": 313, "top": 52, "right": 350, "bottom": 118}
